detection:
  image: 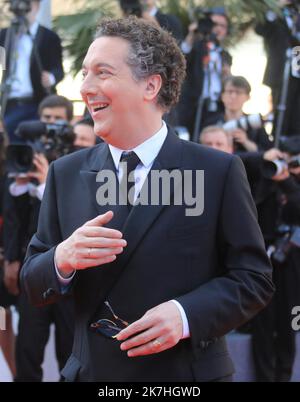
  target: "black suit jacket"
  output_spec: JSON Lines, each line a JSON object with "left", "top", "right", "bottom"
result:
{"left": 0, "top": 25, "right": 64, "bottom": 103}
{"left": 255, "top": 16, "right": 300, "bottom": 90}
{"left": 21, "top": 129, "right": 274, "bottom": 381}
{"left": 178, "top": 40, "right": 231, "bottom": 132}
{"left": 155, "top": 10, "right": 183, "bottom": 43}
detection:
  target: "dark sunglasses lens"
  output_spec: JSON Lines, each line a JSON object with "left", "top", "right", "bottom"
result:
{"left": 90, "top": 320, "right": 123, "bottom": 338}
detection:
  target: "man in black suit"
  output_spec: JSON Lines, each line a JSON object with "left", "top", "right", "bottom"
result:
{"left": 21, "top": 17, "right": 274, "bottom": 382}
{"left": 140, "top": 0, "right": 183, "bottom": 42}
{"left": 178, "top": 7, "right": 232, "bottom": 138}
{"left": 255, "top": 0, "right": 300, "bottom": 136}
{"left": 0, "top": 0, "right": 64, "bottom": 142}
{"left": 3, "top": 95, "right": 75, "bottom": 381}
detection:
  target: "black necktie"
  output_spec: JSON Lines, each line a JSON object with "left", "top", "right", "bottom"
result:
{"left": 119, "top": 151, "right": 140, "bottom": 210}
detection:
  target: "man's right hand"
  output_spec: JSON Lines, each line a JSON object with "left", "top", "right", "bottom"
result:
{"left": 55, "top": 211, "right": 127, "bottom": 277}
{"left": 27, "top": 153, "right": 49, "bottom": 185}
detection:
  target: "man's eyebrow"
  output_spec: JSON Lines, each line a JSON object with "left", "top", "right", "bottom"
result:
{"left": 81, "top": 62, "right": 116, "bottom": 70}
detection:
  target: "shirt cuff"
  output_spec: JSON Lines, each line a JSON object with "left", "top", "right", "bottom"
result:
{"left": 54, "top": 255, "right": 76, "bottom": 286}
{"left": 36, "top": 183, "right": 46, "bottom": 201}
{"left": 170, "top": 299, "right": 190, "bottom": 339}
{"left": 181, "top": 41, "right": 192, "bottom": 54}
{"left": 9, "top": 182, "right": 29, "bottom": 197}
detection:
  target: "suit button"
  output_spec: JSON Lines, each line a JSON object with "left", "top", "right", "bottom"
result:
{"left": 43, "top": 288, "right": 56, "bottom": 300}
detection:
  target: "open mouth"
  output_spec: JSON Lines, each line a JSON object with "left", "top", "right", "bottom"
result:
{"left": 91, "top": 103, "right": 109, "bottom": 113}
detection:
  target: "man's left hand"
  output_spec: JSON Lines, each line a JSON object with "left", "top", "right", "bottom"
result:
{"left": 116, "top": 301, "right": 183, "bottom": 357}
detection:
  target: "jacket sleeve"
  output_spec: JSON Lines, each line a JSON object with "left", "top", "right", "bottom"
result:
{"left": 176, "top": 155, "right": 274, "bottom": 348}
{"left": 48, "top": 32, "right": 64, "bottom": 85}
{"left": 3, "top": 180, "right": 31, "bottom": 262}
{"left": 20, "top": 162, "right": 72, "bottom": 306}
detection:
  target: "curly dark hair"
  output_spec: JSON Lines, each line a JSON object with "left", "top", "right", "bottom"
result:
{"left": 94, "top": 17, "right": 186, "bottom": 112}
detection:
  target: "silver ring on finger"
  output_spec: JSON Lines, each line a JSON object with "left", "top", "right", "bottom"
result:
{"left": 152, "top": 339, "right": 162, "bottom": 349}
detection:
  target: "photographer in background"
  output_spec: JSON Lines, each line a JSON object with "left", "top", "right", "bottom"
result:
{"left": 211, "top": 76, "right": 273, "bottom": 152}
{"left": 73, "top": 118, "right": 97, "bottom": 149}
{"left": 7, "top": 95, "right": 74, "bottom": 202}
{"left": 140, "top": 0, "right": 183, "bottom": 43}
{"left": 178, "top": 7, "right": 232, "bottom": 137}
{"left": 199, "top": 125, "right": 234, "bottom": 154}
{"left": 0, "top": 122, "right": 16, "bottom": 379}
{"left": 0, "top": 0, "right": 64, "bottom": 143}
{"left": 256, "top": 0, "right": 300, "bottom": 137}
{"left": 251, "top": 142, "right": 300, "bottom": 382}
{"left": 3, "top": 94, "right": 75, "bottom": 381}
{"left": 199, "top": 126, "right": 300, "bottom": 382}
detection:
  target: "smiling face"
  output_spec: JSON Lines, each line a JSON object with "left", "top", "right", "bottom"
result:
{"left": 80, "top": 36, "right": 162, "bottom": 149}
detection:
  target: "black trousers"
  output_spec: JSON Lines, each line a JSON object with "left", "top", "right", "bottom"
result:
{"left": 252, "top": 249, "right": 300, "bottom": 382}
{"left": 15, "top": 292, "right": 75, "bottom": 382}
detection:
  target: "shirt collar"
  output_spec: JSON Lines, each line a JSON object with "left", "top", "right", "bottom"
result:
{"left": 149, "top": 7, "right": 158, "bottom": 17}
{"left": 29, "top": 21, "right": 39, "bottom": 37}
{"left": 109, "top": 121, "right": 168, "bottom": 171}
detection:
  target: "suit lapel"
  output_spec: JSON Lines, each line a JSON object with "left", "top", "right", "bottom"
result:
{"left": 79, "top": 143, "right": 128, "bottom": 231}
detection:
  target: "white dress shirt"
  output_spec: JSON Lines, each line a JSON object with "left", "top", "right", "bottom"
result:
{"left": 55, "top": 121, "right": 190, "bottom": 339}
{"left": 9, "top": 181, "right": 45, "bottom": 201}
{"left": 181, "top": 40, "right": 223, "bottom": 105}
{"left": 203, "top": 44, "right": 223, "bottom": 103}
{"left": 9, "top": 21, "right": 55, "bottom": 98}
{"left": 148, "top": 6, "right": 158, "bottom": 17}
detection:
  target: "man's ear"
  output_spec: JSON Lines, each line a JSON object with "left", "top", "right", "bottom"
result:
{"left": 144, "top": 75, "right": 162, "bottom": 102}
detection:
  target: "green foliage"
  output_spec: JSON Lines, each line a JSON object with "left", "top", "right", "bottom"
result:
{"left": 53, "top": 0, "right": 117, "bottom": 75}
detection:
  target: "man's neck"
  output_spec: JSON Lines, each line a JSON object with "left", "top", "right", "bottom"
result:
{"left": 125, "top": 124, "right": 163, "bottom": 150}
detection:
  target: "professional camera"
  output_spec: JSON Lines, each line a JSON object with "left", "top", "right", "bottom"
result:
{"left": 6, "top": 120, "right": 75, "bottom": 176}
{"left": 223, "top": 114, "right": 264, "bottom": 133}
{"left": 193, "top": 7, "right": 216, "bottom": 40}
{"left": 262, "top": 136, "right": 300, "bottom": 178}
{"left": 119, "top": 0, "right": 142, "bottom": 17}
{"left": 6, "top": 0, "right": 32, "bottom": 17}
{"left": 271, "top": 224, "right": 300, "bottom": 263}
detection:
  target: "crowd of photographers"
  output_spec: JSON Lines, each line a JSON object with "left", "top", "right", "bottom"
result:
{"left": 0, "top": 0, "right": 300, "bottom": 382}
{"left": 0, "top": 94, "right": 97, "bottom": 381}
